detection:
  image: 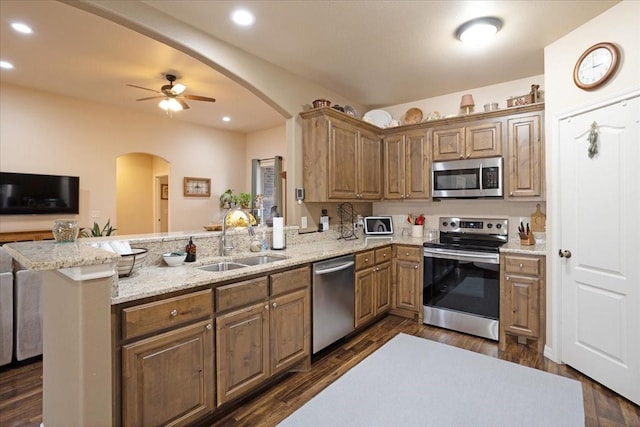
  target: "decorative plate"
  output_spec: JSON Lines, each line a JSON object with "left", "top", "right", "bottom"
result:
{"left": 344, "top": 105, "right": 358, "bottom": 118}
{"left": 404, "top": 108, "right": 423, "bottom": 124}
{"left": 362, "top": 109, "right": 392, "bottom": 128}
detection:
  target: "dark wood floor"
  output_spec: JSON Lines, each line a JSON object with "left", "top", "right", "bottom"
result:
{"left": 1, "top": 315, "right": 638, "bottom": 426}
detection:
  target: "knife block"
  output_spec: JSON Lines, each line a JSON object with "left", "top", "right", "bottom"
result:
{"left": 520, "top": 233, "right": 536, "bottom": 246}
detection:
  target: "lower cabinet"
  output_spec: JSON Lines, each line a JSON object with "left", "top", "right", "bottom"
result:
{"left": 215, "top": 266, "right": 310, "bottom": 406}
{"left": 392, "top": 245, "right": 423, "bottom": 321}
{"left": 122, "top": 317, "right": 214, "bottom": 426}
{"left": 499, "top": 253, "right": 546, "bottom": 352}
{"left": 354, "top": 246, "right": 392, "bottom": 328}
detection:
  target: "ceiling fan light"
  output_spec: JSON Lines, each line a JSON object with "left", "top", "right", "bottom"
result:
{"left": 456, "top": 17, "right": 502, "bottom": 46}
{"left": 172, "top": 83, "right": 186, "bottom": 95}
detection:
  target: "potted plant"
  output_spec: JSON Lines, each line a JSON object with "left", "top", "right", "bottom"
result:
{"left": 219, "top": 189, "right": 235, "bottom": 209}
{"left": 237, "top": 192, "right": 252, "bottom": 209}
{"left": 80, "top": 218, "right": 117, "bottom": 237}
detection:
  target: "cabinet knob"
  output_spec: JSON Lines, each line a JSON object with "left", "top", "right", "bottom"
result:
{"left": 365, "top": 258, "right": 369, "bottom": 262}
{"left": 405, "top": 194, "right": 409, "bottom": 198}
{"left": 510, "top": 192, "right": 514, "bottom": 196}
{"left": 170, "top": 309, "right": 178, "bottom": 317}
{"left": 405, "top": 252, "right": 410, "bottom": 256}
{"left": 400, "top": 194, "right": 404, "bottom": 198}
{"left": 506, "top": 276, "right": 510, "bottom": 281}
{"left": 519, "top": 263, "right": 524, "bottom": 268}
{"left": 459, "top": 154, "right": 464, "bottom": 159}
{"left": 273, "top": 302, "right": 277, "bottom": 308}
{"left": 383, "top": 254, "right": 387, "bottom": 258}
{"left": 414, "top": 265, "right": 418, "bottom": 269}
{"left": 265, "top": 304, "right": 269, "bottom": 311}
{"left": 206, "top": 323, "right": 212, "bottom": 330}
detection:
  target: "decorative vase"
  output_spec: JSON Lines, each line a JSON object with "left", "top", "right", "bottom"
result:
{"left": 52, "top": 219, "right": 79, "bottom": 243}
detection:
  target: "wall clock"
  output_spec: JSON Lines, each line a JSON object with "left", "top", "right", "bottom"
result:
{"left": 573, "top": 42, "right": 620, "bottom": 90}
{"left": 183, "top": 177, "right": 211, "bottom": 197}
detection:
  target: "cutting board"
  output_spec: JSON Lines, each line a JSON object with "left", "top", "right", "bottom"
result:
{"left": 530, "top": 204, "right": 546, "bottom": 232}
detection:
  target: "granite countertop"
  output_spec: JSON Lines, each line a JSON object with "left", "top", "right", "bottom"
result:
{"left": 500, "top": 239, "right": 546, "bottom": 256}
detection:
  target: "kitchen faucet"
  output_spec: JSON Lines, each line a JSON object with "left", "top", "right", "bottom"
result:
{"left": 221, "top": 207, "right": 255, "bottom": 256}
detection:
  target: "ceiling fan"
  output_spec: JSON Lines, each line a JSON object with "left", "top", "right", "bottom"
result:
{"left": 126, "top": 74, "right": 216, "bottom": 111}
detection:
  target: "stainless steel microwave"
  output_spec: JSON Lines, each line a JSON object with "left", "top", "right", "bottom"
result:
{"left": 431, "top": 157, "right": 503, "bottom": 198}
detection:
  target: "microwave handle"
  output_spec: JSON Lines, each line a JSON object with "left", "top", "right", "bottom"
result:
{"left": 479, "top": 162, "right": 483, "bottom": 193}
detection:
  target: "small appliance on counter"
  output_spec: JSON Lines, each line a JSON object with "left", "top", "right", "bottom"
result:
{"left": 363, "top": 216, "right": 393, "bottom": 235}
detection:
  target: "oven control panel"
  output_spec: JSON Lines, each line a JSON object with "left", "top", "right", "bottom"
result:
{"left": 439, "top": 217, "right": 508, "bottom": 235}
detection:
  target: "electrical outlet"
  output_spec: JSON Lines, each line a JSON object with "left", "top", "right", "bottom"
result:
{"left": 301, "top": 216, "right": 307, "bottom": 229}
{"left": 91, "top": 210, "right": 100, "bottom": 218}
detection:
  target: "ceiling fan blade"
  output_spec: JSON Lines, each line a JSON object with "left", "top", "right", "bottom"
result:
{"left": 136, "top": 95, "right": 165, "bottom": 101}
{"left": 183, "top": 94, "right": 216, "bottom": 102}
{"left": 176, "top": 98, "right": 190, "bottom": 110}
{"left": 126, "top": 84, "right": 161, "bottom": 93}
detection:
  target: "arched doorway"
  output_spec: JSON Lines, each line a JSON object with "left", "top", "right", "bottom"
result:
{"left": 116, "top": 153, "right": 170, "bottom": 235}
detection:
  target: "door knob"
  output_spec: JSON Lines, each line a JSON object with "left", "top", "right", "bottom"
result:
{"left": 558, "top": 249, "right": 572, "bottom": 258}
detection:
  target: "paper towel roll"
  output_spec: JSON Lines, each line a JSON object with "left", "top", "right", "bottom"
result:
{"left": 272, "top": 217, "right": 285, "bottom": 249}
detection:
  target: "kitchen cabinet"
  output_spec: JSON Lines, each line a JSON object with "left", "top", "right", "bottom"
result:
{"left": 499, "top": 253, "right": 546, "bottom": 352}
{"left": 391, "top": 245, "right": 423, "bottom": 322}
{"left": 432, "top": 119, "right": 502, "bottom": 161}
{"left": 301, "top": 108, "right": 383, "bottom": 201}
{"left": 384, "top": 129, "right": 430, "bottom": 200}
{"left": 121, "top": 290, "right": 214, "bottom": 426}
{"left": 354, "top": 246, "right": 392, "bottom": 328}
{"left": 506, "top": 111, "right": 544, "bottom": 200}
{"left": 216, "top": 266, "right": 310, "bottom": 406}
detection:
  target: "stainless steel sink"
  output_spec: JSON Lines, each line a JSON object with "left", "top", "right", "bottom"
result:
{"left": 233, "top": 255, "right": 288, "bottom": 266}
{"left": 198, "top": 262, "right": 248, "bottom": 272}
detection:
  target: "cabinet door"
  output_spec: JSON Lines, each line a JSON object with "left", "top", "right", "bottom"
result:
{"left": 375, "top": 261, "right": 392, "bottom": 314}
{"left": 466, "top": 120, "right": 502, "bottom": 159}
{"left": 355, "top": 267, "right": 376, "bottom": 328}
{"left": 507, "top": 113, "right": 543, "bottom": 199}
{"left": 270, "top": 288, "right": 310, "bottom": 374}
{"left": 216, "top": 302, "right": 269, "bottom": 406}
{"left": 405, "top": 130, "right": 430, "bottom": 199}
{"left": 358, "top": 129, "right": 383, "bottom": 199}
{"left": 122, "top": 320, "right": 214, "bottom": 427}
{"left": 328, "top": 119, "right": 359, "bottom": 199}
{"left": 383, "top": 133, "right": 405, "bottom": 200}
{"left": 432, "top": 127, "right": 465, "bottom": 161}
{"left": 501, "top": 275, "right": 540, "bottom": 338}
{"left": 394, "top": 258, "right": 421, "bottom": 312}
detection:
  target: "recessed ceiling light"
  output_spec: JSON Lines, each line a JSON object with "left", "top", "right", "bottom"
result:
{"left": 222, "top": 116, "right": 231, "bottom": 122}
{"left": 11, "top": 22, "right": 33, "bottom": 34}
{"left": 0, "top": 61, "right": 15, "bottom": 70}
{"left": 455, "top": 17, "right": 502, "bottom": 46}
{"left": 231, "top": 9, "right": 255, "bottom": 26}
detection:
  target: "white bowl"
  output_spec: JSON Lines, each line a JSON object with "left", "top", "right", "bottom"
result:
{"left": 117, "top": 248, "right": 148, "bottom": 277}
{"left": 163, "top": 251, "right": 187, "bottom": 267}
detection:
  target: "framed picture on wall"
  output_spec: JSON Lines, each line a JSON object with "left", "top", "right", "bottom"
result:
{"left": 183, "top": 177, "right": 211, "bottom": 197}
{"left": 161, "top": 184, "right": 169, "bottom": 200}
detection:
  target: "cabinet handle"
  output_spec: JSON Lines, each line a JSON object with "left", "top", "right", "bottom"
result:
{"left": 405, "top": 194, "right": 409, "bottom": 198}
{"left": 510, "top": 192, "right": 514, "bottom": 196}
{"left": 405, "top": 252, "right": 410, "bottom": 256}
{"left": 365, "top": 258, "right": 369, "bottom": 262}
{"left": 170, "top": 309, "right": 178, "bottom": 317}
{"left": 400, "top": 194, "right": 404, "bottom": 198}
{"left": 383, "top": 253, "right": 387, "bottom": 258}
{"left": 506, "top": 276, "right": 510, "bottom": 281}
{"left": 519, "top": 263, "right": 524, "bottom": 269}
{"left": 414, "top": 265, "right": 418, "bottom": 269}
{"left": 459, "top": 154, "right": 464, "bottom": 159}
{"left": 273, "top": 302, "right": 277, "bottom": 308}
{"left": 265, "top": 304, "right": 269, "bottom": 311}
{"left": 206, "top": 323, "right": 212, "bottom": 330}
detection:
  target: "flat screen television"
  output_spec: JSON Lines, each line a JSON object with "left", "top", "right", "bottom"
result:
{"left": 0, "top": 172, "right": 80, "bottom": 215}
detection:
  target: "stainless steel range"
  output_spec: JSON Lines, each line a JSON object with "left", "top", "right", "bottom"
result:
{"left": 423, "top": 217, "right": 508, "bottom": 341}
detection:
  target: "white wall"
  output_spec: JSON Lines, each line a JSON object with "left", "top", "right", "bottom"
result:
{"left": 543, "top": 0, "right": 640, "bottom": 361}
{"left": 0, "top": 83, "right": 247, "bottom": 233}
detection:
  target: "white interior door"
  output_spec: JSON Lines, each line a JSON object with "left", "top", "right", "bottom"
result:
{"left": 559, "top": 93, "right": 640, "bottom": 405}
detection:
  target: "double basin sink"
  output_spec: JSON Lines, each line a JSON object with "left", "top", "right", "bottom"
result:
{"left": 198, "top": 255, "right": 288, "bottom": 272}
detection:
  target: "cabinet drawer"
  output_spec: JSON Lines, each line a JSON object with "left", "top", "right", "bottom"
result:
{"left": 394, "top": 245, "right": 422, "bottom": 261}
{"left": 375, "top": 246, "right": 392, "bottom": 263}
{"left": 270, "top": 266, "right": 310, "bottom": 296}
{"left": 355, "top": 250, "right": 375, "bottom": 270}
{"left": 216, "top": 277, "right": 268, "bottom": 312}
{"left": 504, "top": 255, "right": 541, "bottom": 276}
{"left": 122, "top": 289, "right": 213, "bottom": 340}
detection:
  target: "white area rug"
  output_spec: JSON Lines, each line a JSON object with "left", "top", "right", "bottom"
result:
{"left": 279, "top": 333, "right": 584, "bottom": 427}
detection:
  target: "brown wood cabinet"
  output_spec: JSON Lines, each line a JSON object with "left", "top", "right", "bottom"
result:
{"left": 499, "top": 253, "right": 546, "bottom": 352}
{"left": 354, "top": 246, "right": 392, "bottom": 328}
{"left": 391, "top": 245, "right": 423, "bottom": 322}
{"left": 506, "top": 111, "right": 544, "bottom": 200}
{"left": 215, "top": 266, "right": 310, "bottom": 406}
{"left": 301, "top": 108, "right": 382, "bottom": 201}
{"left": 432, "top": 119, "right": 502, "bottom": 161}
{"left": 121, "top": 290, "right": 214, "bottom": 427}
{"left": 384, "top": 129, "right": 430, "bottom": 200}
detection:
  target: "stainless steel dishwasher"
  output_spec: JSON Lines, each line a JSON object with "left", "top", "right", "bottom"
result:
{"left": 312, "top": 254, "right": 355, "bottom": 353}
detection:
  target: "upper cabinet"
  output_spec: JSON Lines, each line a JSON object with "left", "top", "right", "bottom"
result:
{"left": 301, "top": 103, "right": 544, "bottom": 202}
{"left": 432, "top": 119, "right": 502, "bottom": 161}
{"left": 301, "top": 109, "right": 382, "bottom": 202}
{"left": 506, "top": 110, "right": 544, "bottom": 200}
{"left": 384, "top": 129, "right": 430, "bottom": 200}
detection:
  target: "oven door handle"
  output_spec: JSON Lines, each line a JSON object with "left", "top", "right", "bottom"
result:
{"left": 423, "top": 248, "right": 499, "bottom": 264}
{"left": 479, "top": 162, "right": 483, "bottom": 193}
